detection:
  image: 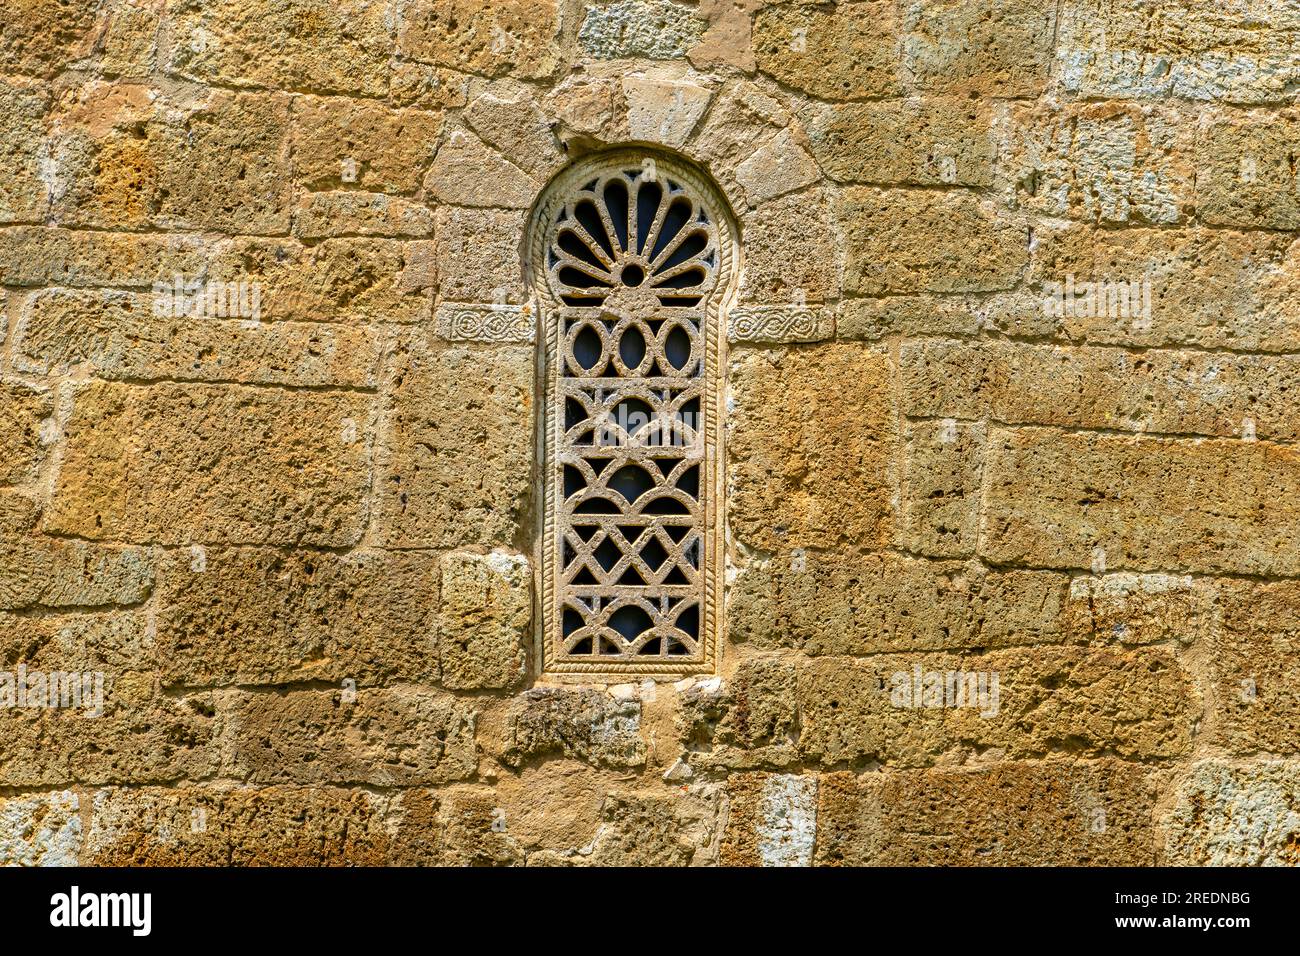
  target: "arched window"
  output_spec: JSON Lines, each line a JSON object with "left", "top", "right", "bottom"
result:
{"left": 530, "top": 149, "right": 735, "bottom": 676}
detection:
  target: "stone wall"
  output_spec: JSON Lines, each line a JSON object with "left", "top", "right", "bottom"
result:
{"left": 1, "top": 0, "right": 1298, "bottom": 866}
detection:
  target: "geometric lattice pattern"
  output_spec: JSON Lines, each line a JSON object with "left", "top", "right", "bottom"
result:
{"left": 533, "top": 151, "right": 734, "bottom": 674}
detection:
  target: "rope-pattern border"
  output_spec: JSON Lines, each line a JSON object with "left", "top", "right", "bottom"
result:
{"left": 526, "top": 147, "right": 738, "bottom": 678}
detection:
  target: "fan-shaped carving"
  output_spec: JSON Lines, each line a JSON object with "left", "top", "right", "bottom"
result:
{"left": 547, "top": 169, "right": 720, "bottom": 309}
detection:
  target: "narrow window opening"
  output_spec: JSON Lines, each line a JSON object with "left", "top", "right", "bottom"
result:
{"left": 530, "top": 149, "right": 735, "bottom": 676}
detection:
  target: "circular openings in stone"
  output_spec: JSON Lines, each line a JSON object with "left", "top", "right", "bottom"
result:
{"left": 549, "top": 167, "right": 718, "bottom": 307}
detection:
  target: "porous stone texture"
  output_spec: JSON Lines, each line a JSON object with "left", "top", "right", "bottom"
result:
{"left": 0, "top": 0, "right": 1293, "bottom": 869}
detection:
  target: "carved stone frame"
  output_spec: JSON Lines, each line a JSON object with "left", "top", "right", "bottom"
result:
{"left": 528, "top": 147, "right": 737, "bottom": 679}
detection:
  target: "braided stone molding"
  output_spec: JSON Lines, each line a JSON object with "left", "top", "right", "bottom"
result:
{"left": 436, "top": 303, "right": 536, "bottom": 343}
{"left": 728, "top": 305, "right": 834, "bottom": 343}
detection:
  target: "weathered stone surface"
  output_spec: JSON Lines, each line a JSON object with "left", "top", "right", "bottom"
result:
{"left": 902, "top": 339, "right": 1300, "bottom": 442}
{"left": 903, "top": 0, "right": 1056, "bottom": 97}
{"left": 0, "top": 382, "right": 49, "bottom": 485}
{"left": 544, "top": 75, "right": 624, "bottom": 141}
{"left": 389, "top": 62, "right": 472, "bottom": 111}
{"left": 0, "top": 0, "right": 99, "bottom": 77}
{"left": 982, "top": 427, "right": 1300, "bottom": 576}
{"left": 796, "top": 654, "right": 954, "bottom": 767}
{"left": 241, "top": 237, "right": 433, "bottom": 324}
{"left": 797, "top": 645, "right": 1195, "bottom": 767}
{"left": 1003, "top": 101, "right": 1194, "bottom": 225}
{"left": 753, "top": 2, "right": 900, "bottom": 100}
{"left": 156, "top": 547, "right": 440, "bottom": 687}
{"left": 0, "top": 611, "right": 153, "bottom": 676}
{"left": 739, "top": 189, "right": 841, "bottom": 302}
{"left": 52, "top": 88, "right": 293, "bottom": 234}
{"left": 1163, "top": 760, "right": 1300, "bottom": 865}
{"left": 0, "top": 492, "right": 39, "bottom": 534}
{"left": 95, "top": 0, "right": 163, "bottom": 77}
{"left": 808, "top": 772, "right": 878, "bottom": 865}
{"left": 838, "top": 295, "right": 981, "bottom": 341}
{"left": 1210, "top": 579, "right": 1300, "bottom": 755}
{"left": 0, "top": 227, "right": 212, "bottom": 290}
{"left": 734, "top": 128, "right": 819, "bottom": 205}
{"left": 623, "top": 77, "right": 712, "bottom": 148}
{"left": 898, "top": 418, "right": 984, "bottom": 557}
{"left": 439, "top": 788, "right": 526, "bottom": 866}
{"left": 730, "top": 552, "right": 1068, "bottom": 655}
{"left": 586, "top": 793, "right": 707, "bottom": 866}
{"left": 0, "top": 692, "right": 218, "bottom": 787}
{"left": 0, "top": 791, "right": 82, "bottom": 866}
{"left": 829, "top": 760, "right": 1157, "bottom": 865}
{"left": 1065, "top": 573, "right": 1214, "bottom": 648}
{"left": 689, "top": 0, "right": 761, "bottom": 71}
{"left": 804, "top": 98, "right": 993, "bottom": 186}
{"left": 679, "top": 660, "right": 800, "bottom": 770}
{"left": 490, "top": 761, "right": 608, "bottom": 854}
{"left": 503, "top": 688, "right": 646, "bottom": 769}
{"left": 1196, "top": 110, "right": 1300, "bottom": 230}
{"left": 720, "top": 772, "right": 818, "bottom": 866}
{"left": 291, "top": 98, "right": 442, "bottom": 194}
{"left": 0, "top": 79, "right": 50, "bottom": 222}
{"left": 579, "top": 1, "right": 707, "bottom": 60}
{"left": 0, "top": 539, "right": 152, "bottom": 611}
{"left": 1031, "top": 224, "right": 1300, "bottom": 352}
{"left": 955, "top": 646, "right": 1197, "bottom": 760}
{"left": 464, "top": 91, "right": 562, "bottom": 178}
{"left": 1056, "top": 0, "right": 1300, "bottom": 104}
{"left": 691, "top": 81, "right": 788, "bottom": 198}
{"left": 224, "top": 687, "right": 477, "bottom": 786}
{"left": 293, "top": 191, "right": 434, "bottom": 239}
{"left": 398, "top": 0, "right": 562, "bottom": 80}
{"left": 729, "top": 345, "right": 894, "bottom": 551}
{"left": 438, "top": 550, "right": 529, "bottom": 690}
{"left": 167, "top": 0, "right": 393, "bottom": 96}
{"left": 84, "top": 786, "right": 410, "bottom": 866}
{"left": 433, "top": 206, "right": 529, "bottom": 303}
{"left": 47, "top": 381, "right": 371, "bottom": 546}
{"left": 377, "top": 337, "right": 532, "bottom": 549}
{"left": 16, "top": 288, "right": 383, "bottom": 387}
{"left": 424, "top": 129, "right": 539, "bottom": 208}
{"left": 840, "top": 188, "right": 1027, "bottom": 295}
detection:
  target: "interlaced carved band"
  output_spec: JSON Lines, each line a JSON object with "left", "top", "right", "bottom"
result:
{"left": 530, "top": 150, "right": 734, "bottom": 676}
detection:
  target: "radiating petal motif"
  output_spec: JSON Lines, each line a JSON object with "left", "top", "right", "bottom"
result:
{"left": 548, "top": 169, "right": 720, "bottom": 308}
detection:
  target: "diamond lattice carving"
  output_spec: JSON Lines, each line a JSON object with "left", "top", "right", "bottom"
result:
{"left": 531, "top": 150, "right": 735, "bottom": 675}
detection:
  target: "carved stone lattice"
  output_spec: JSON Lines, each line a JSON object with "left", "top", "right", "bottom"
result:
{"left": 531, "top": 151, "right": 734, "bottom": 676}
